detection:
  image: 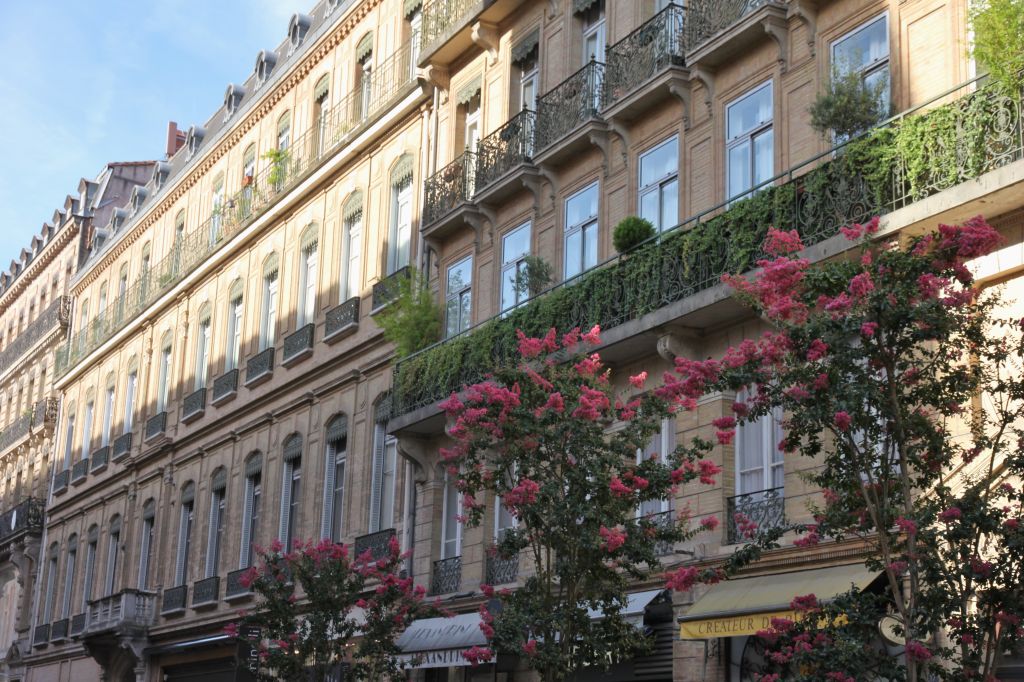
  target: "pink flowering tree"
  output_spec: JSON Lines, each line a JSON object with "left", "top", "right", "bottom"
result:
{"left": 696, "top": 216, "right": 1024, "bottom": 680}
{"left": 226, "top": 537, "right": 442, "bottom": 681}
{"left": 439, "top": 325, "right": 760, "bottom": 682}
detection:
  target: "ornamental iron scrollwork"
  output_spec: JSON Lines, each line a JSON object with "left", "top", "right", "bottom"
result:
{"left": 430, "top": 555, "right": 462, "bottom": 595}
{"left": 535, "top": 60, "right": 605, "bottom": 152}
{"left": 423, "top": 151, "right": 477, "bottom": 227}
{"left": 726, "top": 487, "right": 785, "bottom": 544}
{"left": 604, "top": 4, "right": 686, "bottom": 110}
{"left": 475, "top": 110, "right": 536, "bottom": 192}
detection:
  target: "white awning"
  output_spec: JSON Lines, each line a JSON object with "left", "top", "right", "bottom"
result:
{"left": 396, "top": 612, "right": 486, "bottom": 669}
{"left": 586, "top": 589, "right": 670, "bottom": 627}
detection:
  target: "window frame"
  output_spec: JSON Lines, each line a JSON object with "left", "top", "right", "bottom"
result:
{"left": 563, "top": 182, "right": 600, "bottom": 281}
{"left": 725, "top": 80, "right": 774, "bottom": 200}
{"left": 638, "top": 136, "right": 680, "bottom": 233}
{"left": 444, "top": 256, "right": 473, "bottom": 338}
{"left": 500, "top": 222, "right": 532, "bottom": 313}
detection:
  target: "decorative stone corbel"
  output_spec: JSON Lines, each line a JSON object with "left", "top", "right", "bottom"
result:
{"left": 471, "top": 21, "right": 500, "bottom": 64}
{"left": 466, "top": 210, "right": 494, "bottom": 253}
{"left": 537, "top": 164, "right": 560, "bottom": 211}
{"left": 522, "top": 174, "right": 545, "bottom": 218}
{"left": 606, "top": 119, "right": 631, "bottom": 170}
{"left": 762, "top": 15, "right": 790, "bottom": 73}
{"left": 396, "top": 436, "right": 432, "bottom": 484}
{"left": 546, "top": 0, "right": 559, "bottom": 18}
{"left": 668, "top": 81, "right": 693, "bottom": 131}
{"left": 690, "top": 66, "right": 715, "bottom": 119}
{"left": 422, "top": 64, "right": 450, "bottom": 100}
{"left": 787, "top": 0, "right": 818, "bottom": 57}
{"left": 588, "top": 128, "right": 612, "bottom": 176}
{"left": 656, "top": 329, "right": 704, "bottom": 362}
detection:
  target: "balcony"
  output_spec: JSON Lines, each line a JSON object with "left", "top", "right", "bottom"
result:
{"left": 161, "top": 585, "right": 188, "bottom": 615}
{"left": 418, "top": 0, "right": 520, "bottom": 68}
{"left": 54, "top": 44, "right": 420, "bottom": 381}
{"left": 430, "top": 556, "right": 462, "bottom": 595}
{"left": 90, "top": 446, "right": 109, "bottom": 474}
{"left": 181, "top": 388, "right": 207, "bottom": 423}
{"left": 283, "top": 323, "right": 315, "bottom": 366}
{"left": 325, "top": 296, "right": 360, "bottom": 343}
{"left": 372, "top": 267, "right": 410, "bottom": 311}
{"left": 422, "top": 151, "right": 479, "bottom": 237}
{"left": 144, "top": 411, "right": 167, "bottom": 442}
{"left": 192, "top": 576, "right": 220, "bottom": 608}
{"left": 534, "top": 60, "right": 606, "bottom": 166}
{"left": 31, "top": 397, "right": 59, "bottom": 433}
{"left": 70, "top": 613, "right": 86, "bottom": 637}
{"left": 50, "top": 618, "right": 69, "bottom": 642}
{"left": 354, "top": 528, "right": 396, "bottom": 562}
{"left": 390, "top": 76, "right": 1024, "bottom": 424}
{"left": 32, "top": 624, "right": 49, "bottom": 648}
{"left": 212, "top": 369, "right": 239, "bottom": 405}
{"left": 473, "top": 110, "right": 539, "bottom": 205}
{"left": 603, "top": 4, "right": 688, "bottom": 121}
{"left": 643, "top": 510, "right": 676, "bottom": 556}
{"left": 85, "top": 589, "right": 157, "bottom": 635}
{"left": 52, "top": 469, "right": 70, "bottom": 495}
{"left": 71, "top": 458, "right": 89, "bottom": 485}
{"left": 727, "top": 487, "right": 785, "bottom": 544}
{"left": 0, "top": 296, "right": 70, "bottom": 377}
{"left": 0, "top": 412, "right": 31, "bottom": 456}
{"left": 0, "top": 497, "right": 44, "bottom": 547}
{"left": 111, "top": 432, "right": 132, "bottom": 462}
{"left": 685, "top": 0, "right": 786, "bottom": 68}
{"left": 225, "top": 568, "right": 253, "bottom": 601}
{"left": 245, "top": 347, "right": 275, "bottom": 387}
{"left": 485, "top": 552, "right": 518, "bottom": 586}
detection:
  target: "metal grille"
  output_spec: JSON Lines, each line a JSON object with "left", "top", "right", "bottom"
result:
{"left": 212, "top": 369, "right": 239, "bottom": 402}
{"left": 727, "top": 487, "right": 785, "bottom": 544}
{"left": 0, "top": 497, "right": 44, "bottom": 545}
{"left": 192, "top": 576, "right": 220, "bottom": 606}
{"left": 535, "top": 60, "right": 605, "bottom": 152}
{"left": 423, "top": 151, "right": 476, "bottom": 227}
{"left": 225, "top": 568, "right": 252, "bottom": 599}
{"left": 161, "top": 585, "right": 188, "bottom": 614}
{"left": 71, "top": 458, "right": 89, "bottom": 483}
{"left": 112, "top": 432, "right": 132, "bottom": 461}
{"left": 0, "top": 412, "right": 31, "bottom": 455}
{"left": 485, "top": 553, "right": 519, "bottom": 585}
{"left": 372, "top": 266, "right": 410, "bottom": 310}
{"left": 90, "top": 446, "right": 110, "bottom": 472}
{"left": 69, "top": 613, "right": 86, "bottom": 636}
{"left": 32, "top": 624, "right": 49, "bottom": 647}
{"left": 52, "top": 469, "right": 70, "bottom": 493}
{"left": 686, "top": 0, "right": 775, "bottom": 50}
{"left": 31, "top": 397, "right": 60, "bottom": 430}
{"left": 50, "top": 619, "right": 69, "bottom": 642}
{"left": 325, "top": 296, "right": 360, "bottom": 338}
{"left": 246, "top": 347, "right": 275, "bottom": 384}
{"left": 0, "top": 296, "right": 71, "bottom": 372}
{"left": 353, "top": 528, "right": 395, "bottom": 562}
{"left": 182, "top": 388, "right": 207, "bottom": 421}
{"left": 430, "top": 556, "right": 462, "bottom": 595}
{"left": 604, "top": 4, "right": 686, "bottom": 109}
{"left": 283, "top": 323, "right": 315, "bottom": 363}
{"left": 475, "top": 110, "right": 536, "bottom": 192}
{"left": 145, "top": 411, "right": 167, "bottom": 441}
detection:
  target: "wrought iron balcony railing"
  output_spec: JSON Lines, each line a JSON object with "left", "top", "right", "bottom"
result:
{"left": 283, "top": 323, "right": 315, "bottom": 364}
{"left": 112, "top": 432, "right": 132, "bottom": 461}
{"left": 686, "top": 0, "right": 775, "bottom": 51}
{"left": 90, "top": 446, "right": 109, "bottom": 472}
{"left": 353, "top": 527, "right": 396, "bottom": 562}
{"left": 32, "top": 624, "right": 49, "bottom": 647}
{"left": 0, "top": 497, "right": 44, "bottom": 546}
{"left": 226, "top": 568, "right": 253, "bottom": 600}
{"left": 726, "top": 487, "right": 785, "bottom": 544}
{"left": 325, "top": 296, "right": 360, "bottom": 341}
{"left": 245, "top": 347, "right": 275, "bottom": 386}
{"left": 182, "top": 388, "right": 207, "bottom": 422}
{"left": 192, "top": 576, "right": 220, "bottom": 606}
{"left": 420, "top": 0, "right": 478, "bottom": 54}
{"left": 423, "top": 151, "right": 476, "bottom": 227}
{"left": 430, "top": 556, "right": 462, "bottom": 595}
{"left": 475, "top": 110, "right": 535, "bottom": 193}
{"left": 52, "top": 469, "right": 70, "bottom": 494}
{"left": 391, "top": 75, "right": 1020, "bottom": 420}
{"left": 55, "top": 44, "right": 416, "bottom": 379}
{"left": 212, "top": 369, "right": 239, "bottom": 403}
{"left": 71, "top": 458, "right": 89, "bottom": 484}
{"left": 643, "top": 510, "right": 676, "bottom": 556}
{"left": 85, "top": 589, "right": 157, "bottom": 634}
{"left": 485, "top": 552, "right": 519, "bottom": 585}
{"left": 603, "top": 4, "right": 686, "bottom": 110}
{"left": 372, "top": 266, "right": 410, "bottom": 310}
{"left": 0, "top": 296, "right": 70, "bottom": 375}
{"left": 32, "top": 397, "right": 59, "bottom": 431}
{"left": 0, "top": 412, "right": 32, "bottom": 455}
{"left": 145, "top": 411, "right": 167, "bottom": 441}
{"left": 535, "top": 60, "right": 605, "bottom": 152}
{"left": 161, "top": 585, "right": 188, "bottom": 614}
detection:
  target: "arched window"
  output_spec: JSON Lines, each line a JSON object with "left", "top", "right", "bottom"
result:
{"left": 313, "top": 74, "right": 331, "bottom": 155}
{"left": 194, "top": 303, "right": 212, "bottom": 391}
{"left": 82, "top": 525, "right": 99, "bottom": 608}
{"left": 61, "top": 534, "right": 78, "bottom": 619}
{"left": 104, "top": 515, "right": 122, "bottom": 595}
{"left": 321, "top": 414, "right": 348, "bottom": 541}
{"left": 387, "top": 155, "right": 415, "bottom": 275}
{"left": 297, "top": 225, "right": 320, "bottom": 328}
{"left": 277, "top": 112, "right": 291, "bottom": 152}
{"left": 260, "top": 254, "right": 280, "bottom": 351}
{"left": 369, "top": 395, "right": 397, "bottom": 533}
{"left": 175, "top": 483, "right": 196, "bottom": 586}
{"left": 240, "top": 452, "right": 263, "bottom": 568}
{"left": 206, "top": 468, "right": 228, "bottom": 578}
{"left": 156, "top": 332, "right": 173, "bottom": 413}
{"left": 138, "top": 499, "right": 156, "bottom": 589}
{"left": 340, "top": 191, "right": 363, "bottom": 302}
{"left": 42, "top": 542, "right": 60, "bottom": 622}
{"left": 225, "top": 279, "right": 245, "bottom": 372}
{"left": 355, "top": 33, "right": 374, "bottom": 120}
{"left": 279, "top": 434, "right": 303, "bottom": 550}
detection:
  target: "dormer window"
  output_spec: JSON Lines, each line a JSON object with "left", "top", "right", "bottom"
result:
{"left": 288, "top": 13, "right": 311, "bottom": 54}
{"left": 52, "top": 209, "right": 64, "bottom": 227}
{"left": 110, "top": 208, "right": 128, "bottom": 232}
{"left": 129, "top": 187, "right": 149, "bottom": 217}
{"left": 255, "top": 50, "right": 277, "bottom": 88}
{"left": 186, "top": 125, "right": 206, "bottom": 159}
{"left": 224, "top": 83, "right": 247, "bottom": 120}
{"left": 326, "top": 0, "right": 341, "bottom": 13}
{"left": 152, "top": 162, "right": 171, "bottom": 190}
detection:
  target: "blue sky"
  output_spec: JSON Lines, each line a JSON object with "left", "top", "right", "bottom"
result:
{"left": 0, "top": 0, "right": 310, "bottom": 263}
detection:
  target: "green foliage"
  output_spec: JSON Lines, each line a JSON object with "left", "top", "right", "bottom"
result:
{"left": 512, "top": 255, "right": 554, "bottom": 298}
{"left": 809, "top": 64, "right": 888, "bottom": 139}
{"left": 970, "top": 0, "right": 1024, "bottom": 91}
{"left": 612, "top": 216, "right": 656, "bottom": 253}
{"left": 262, "top": 148, "right": 291, "bottom": 187}
{"left": 376, "top": 269, "right": 442, "bottom": 358}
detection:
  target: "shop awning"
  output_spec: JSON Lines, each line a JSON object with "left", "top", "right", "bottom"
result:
{"left": 397, "top": 612, "right": 486, "bottom": 669}
{"left": 586, "top": 589, "right": 671, "bottom": 627}
{"left": 679, "top": 563, "right": 876, "bottom": 640}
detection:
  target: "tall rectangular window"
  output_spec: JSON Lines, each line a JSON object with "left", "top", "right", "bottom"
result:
{"left": 81, "top": 401, "right": 94, "bottom": 456}
{"left": 206, "top": 489, "right": 226, "bottom": 578}
{"left": 194, "top": 318, "right": 211, "bottom": 390}
{"left": 581, "top": 0, "right": 606, "bottom": 64}
{"left": 298, "top": 245, "right": 319, "bottom": 328}
{"left": 62, "top": 414, "right": 75, "bottom": 469}
{"left": 210, "top": 177, "right": 225, "bottom": 247}
{"left": 82, "top": 539, "right": 96, "bottom": 609}
{"left": 101, "top": 387, "right": 115, "bottom": 447}
{"left": 359, "top": 57, "right": 374, "bottom": 119}
{"left": 104, "top": 527, "right": 120, "bottom": 595}
{"left": 42, "top": 555, "right": 58, "bottom": 622}
{"left": 388, "top": 180, "right": 413, "bottom": 275}
{"left": 240, "top": 472, "right": 262, "bottom": 568}
{"left": 260, "top": 273, "right": 279, "bottom": 351}
{"left": 735, "top": 394, "right": 785, "bottom": 495}
{"left": 519, "top": 54, "right": 539, "bottom": 113}
{"left": 157, "top": 345, "right": 172, "bottom": 413}
{"left": 123, "top": 372, "right": 137, "bottom": 433}
{"left": 445, "top": 257, "right": 473, "bottom": 338}
{"left": 501, "top": 223, "right": 532, "bottom": 312}
{"left": 441, "top": 473, "right": 462, "bottom": 559}
{"left": 342, "top": 212, "right": 362, "bottom": 301}
{"left": 369, "top": 426, "right": 398, "bottom": 533}
{"left": 639, "top": 137, "right": 679, "bottom": 232}
{"left": 564, "top": 183, "right": 599, "bottom": 280}
{"left": 726, "top": 82, "right": 774, "bottom": 200}
{"left": 280, "top": 458, "right": 302, "bottom": 551}
{"left": 175, "top": 501, "right": 194, "bottom": 586}
{"left": 638, "top": 417, "right": 675, "bottom": 517}
{"left": 61, "top": 543, "right": 77, "bottom": 618}
{"left": 408, "top": 10, "right": 422, "bottom": 78}
{"left": 323, "top": 437, "right": 347, "bottom": 542}
{"left": 225, "top": 297, "right": 243, "bottom": 371}
{"left": 832, "top": 15, "right": 890, "bottom": 121}
{"left": 138, "top": 517, "right": 154, "bottom": 590}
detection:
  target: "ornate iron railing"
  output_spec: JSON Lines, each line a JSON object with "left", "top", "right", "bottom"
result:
{"left": 246, "top": 347, "right": 275, "bottom": 384}
{"left": 485, "top": 553, "right": 519, "bottom": 585}
{"left": 182, "top": 388, "right": 207, "bottom": 421}
{"left": 90, "top": 446, "right": 109, "bottom": 472}
{"left": 86, "top": 589, "right": 157, "bottom": 634}
{"left": 430, "top": 556, "right": 462, "bottom": 595}
{"left": 420, "top": 0, "right": 479, "bottom": 54}
{"left": 641, "top": 510, "right": 676, "bottom": 556}
{"left": 0, "top": 411, "right": 32, "bottom": 455}
{"left": 192, "top": 576, "right": 220, "bottom": 606}
{"left": 50, "top": 618, "right": 69, "bottom": 642}
{"left": 55, "top": 45, "right": 416, "bottom": 379}
{"left": 423, "top": 151, "right": 477, "bottom": 227}
{"left": 112, "top": 432, "right": 132, "bottom": 461}
{"left": 32, "top": 397, "right": 59, "bottom": 431}
{"left": 71, "top": 458, "right": 89, "bottom": 484}
{"left": 372, "top": 266, "right": 410, "bottom": 310}
{"left": 69, "top": 613, "right": 86, "bottom": 636}
{"left": 475, "top": 110, "right": 536, "bottom": 192}
{"left": 604, "top": 4, "right": 686, "bottom": 110}
{"left": 0, "top": 497, "right": 44, "bottom": 545}
{"left": 32, "top": 624, "right": 49, "bottom": 647}
{"left": 161, "top": 585, "right": 188, "bottom": 614}
{"left": 325, "top": 296, "right": 360, "bottom": 339}
{"left": 225, "top": 568, "right": 252, "bottom": 599}
{"left": 727, "top": 487, "right": 785, "bottom": 544}
{"left": 391, "top": 76, "right": 1022, "bottom": 419}
{"left": 354, "top": 528, "right": 395, "bottom": 562}
{"left": 283, "top": 323, "right": 315, "bottom": 363}
{"left": 535, "top": 60, "right": 605, "bottom": 152}
{"left": 52, "top": 469, "right": 70, "bottom": 494}
{"left": 213, "top": 369, "right": 239, "bottom": 403}
{"left": 686, "top": 0, "right": 775, "bottom": 50}
{"left": 145, "top": 411, "right": 167, "bottom": 441}
{"left": 0, "top": 296, "right": 71, "bottom": 375}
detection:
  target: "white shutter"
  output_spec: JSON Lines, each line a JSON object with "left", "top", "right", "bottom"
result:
{"left": 205, "top": 493, "right": 219, "bottom": 578}
{"left": 368, "top": 424, "right": 385, "bottom": 533}
{"left": 174, "top": 506, "right": 189, "bottom": 586}
{"left": 321, "top": 443, "right": 337, "bottom": 540}
{"left": 239, "top": 477, "right": 254, "bottom": 568}
{"left": 137, "top": 521, "right": 151, "bottom": 590}
{"left": 278, "top": 461, "right": 294, "bottom": 545}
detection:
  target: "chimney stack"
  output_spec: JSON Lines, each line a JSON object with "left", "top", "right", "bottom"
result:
{"left": 165, "top": 121, "right": 186, "bottom": 158}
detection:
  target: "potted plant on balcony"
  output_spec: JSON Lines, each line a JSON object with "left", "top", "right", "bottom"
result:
{"left": 262, "top": 148, "right": 291, "bottom": 188}
{"left": 809, "top": 62, "right": 888, "bottom": 141}
{"left": 376, "top": 268, "right": 442, "bottom": 358}
{"left": 241, "top": 173, "right": 254, "bottom": 187}
{"left": 512, "top": 255, "right": 554, "bottom": 299}
{"left": 970, "top": 0, "right": 1024, "bottom": 91}
{"left": 612, "top": 216, "right": 656, "bottom": 254}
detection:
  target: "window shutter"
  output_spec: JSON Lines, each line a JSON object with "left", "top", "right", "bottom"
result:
{"left": 205, "top": 493, "right": 219, "bottom": 578}
{"left": 283, "top": 434, "right": 302, "bottom": 462}
{"left": 390, "top": 155, "right": 414, "bottom": 188}
{"left": 175, "top": 506, "right": 189, "bottom": 586}
{"left": 245, "top": 453, "right": 263, "bottom": 477}
{"left": 368, "top": 425, "right": 385, "bottom": 533}
{"left": 239, "top": 476, "right": 255, "bottom": 568}
{"left": 320, "top": 442, "right": 337, "bottom": 540}
{"left": 355, "top": 32, "right": 374, "bottom": 62}
{"left": 278, "top": 461, "right": 294, "bottom": 544}
{"left": 212, "top": 469, "right": 227, "bottom": 491}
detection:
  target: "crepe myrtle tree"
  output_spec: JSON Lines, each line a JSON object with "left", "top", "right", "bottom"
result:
{"left": 225, "top": 536, "right": 444, "bottom": 682}
{"left": 439, "top": 325, "right": 769, "bottom": 681}
{"left": 688, "top": 216, "right": 1024, "bottom": 681}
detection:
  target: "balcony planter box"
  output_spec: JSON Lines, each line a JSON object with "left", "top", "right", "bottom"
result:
{"left": 32, "top": 624, "right": 49, "bottom": 648}
{"left": 212, "top": 369, "right": 239, "bottom": 406}
{"left": 111, "top": 432, "right": 132, "bottom": 462}
{"left": 52, "top": 469, "right": 69, "bottom": 495}
{"left": 242, "top": 174, "right": 254, "bottom": 187}
{"left": 71, "top": 459, "right": 89, "bottom": 486}
{"left": 90, "top": 446, "right": 110, "bottom": 474}
{"left": 161, "top": 585, "right": 188, "bottom": 616}
{"left": 181, "top": 388, "right": 207, "bottom": 424}
{"left": 49, "top": 618, "right": 69, "bottom": 643}
{"left": 225, "top": 568, "right": 253, "bottom": 601}
{"left": 192, "top": 576, "right": 220, "bottom": 608}
{"left": 282, "top": 324, "right": 314, "bottom": 367}
{"left": 69, "top": 613, "right": 86, "bottom": 637}
{"left": 144, "top": 412, "right": 168, "bottom": 442}
{"left": 245, "top": 347, "right": 274, "bottom": 387}
{"left": 324, "top": 297, "right": 360, "bottom": 343}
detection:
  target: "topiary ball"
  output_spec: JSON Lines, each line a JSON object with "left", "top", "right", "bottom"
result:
{"left": 613, "top": 216, "right": 656, "bottom": 253}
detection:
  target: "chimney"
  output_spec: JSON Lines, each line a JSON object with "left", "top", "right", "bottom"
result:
{"left": 165, "top": 121, "right": 186, "bottom": 158}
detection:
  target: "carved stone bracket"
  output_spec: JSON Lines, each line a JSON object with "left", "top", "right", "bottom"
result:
{"left": 690, "top": 66, "right": 716, "bottom": 119}
{"left": 788, "top": 0, "right": 818, "bottom": 57}
{"left": 762, "top": 15, "right": 790, "bottom": 72}
{"left": 588, "top": 128, "right": 613, "bottom": 176}
{"left": 606, "top": 119, "right": 632, "bottom": 170}
{"left": 656, "top": 328, "right": 704, "bottom": 362}
{"left": 668, "top": 79, "right": 693, "bottom": 131}
{"left": 471, "top": 21, "right": 499, "bottom": 64}
{"left": 396, "top": 436, "right": 432, "bottom": 484}
{"left": 422, "top": 65, "right": 450, "bottom": 98}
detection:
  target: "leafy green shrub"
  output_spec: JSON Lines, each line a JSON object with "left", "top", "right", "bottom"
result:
{"left": 513, "top": 255, "right": 554, "bottom": 298}
{"left": 970, "top": 0, "right": 1024, "bottom": 91}
{"left": 262, "top": 148, "right": 290, "bottom": 187}
{"left": 376, "top": 269, "right": 442, "bottom": 358}
{"left": 809, "top": 65, "right": 888, "bottom": 139}
{"left": 612, "top": 216, "right": 656, "bottom": 253}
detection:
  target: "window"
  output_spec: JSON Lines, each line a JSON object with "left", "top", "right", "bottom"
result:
{"left": 42, "top": 545, "right": 58, "bottom": 622}
{"left": 297, "top": 236, "right": 319, "bottom": 328}
{"left": 519, "top": 52, "right": 539, "bottom": 112}
{"left": 341, "top": 197, "right": 363, "bottom": 301}
{"left": 98, "top": 283, "right": 108, "bottom": 317}
{"left": 639, "top": 137, "right": 679, "bottom": 232}
{"left": 445, "top": 257, "right": 473, "bottom": 338}
{"left": 501, "top": 223, "right": 532, "bottom": 312}
{"left": 77, "top": 300, "right": 89, "bottom": 352}
{"left": 408, "top": 10, "right": 422, "bottom": 78}
{"left": 82, "top": 529, "right": 97, "bottom": 609}
{"left": 277, "top": 112, "right": 291, "bottom": 152}
{"left": 206, "top": 472, "right": 227, "bottom": 578}
{"left": 210, "top": 174, "right": 225, "bottom": 247}
{"left": 463, "top": 93, "right": 482, "bottom": 155}
{"left": 138, "top": 503, "right": 155, "bottom": 589}
{"left": 116, "top": 268, "right": 128, "bottom": 321}
{"left": 564, "top": 183, "right": 599, "bottom": 280}
{"left": 726, "top": 82, "right": 774, "bottom": 200}
{"left": 123, "top": 370, "right": 137, "bottom": 433}
{"left": 101, "top": 384, "right": 115, "bottom": 447}
{"left": 313, "top": 76, "right": 331, "bottom": 155}
{"left": 358, "top": 56, "right": 374, "bottom": 120}
{"left": 387, "top": 177, "right": 413, "bottom": 275}
{"left": 735, "top": 390, "right": 784, "bottom": 495}
{"left": 638, "top": 417, "right": 675, "bottom": 517}
{"left": 62, "top": 411, "right": 75, "bottom": 469}
{"left": 175, "top": 486, "right": 195, "bottom": 586}
{"left": 280, "top": 436, "right": 303, "bottom": 551}
{"left": 194, "top": 315, "right": 211, "bottom": 390}
{"left": 240, "top": 455, "right": 262, "bottom": 568}
{"left": 441, "top": 472, "right": 462, "bottom": 559}
{"left": 655, "top": 0, "right": 672, "bottom": 11}
{"left": 61, "top": 536, "right": 77, "bottom": 618}
{"left": 369, "top": 423, "right": 398, "bottom": 533}
{"left": 105, "top": 517, "right": 121, "bottom": 595}
{"left": 241, "top": 145, "right": 257, "bottom": 211}
{"left": 831, "top": 14, "right": 890, "bottom": 120}
{"left": 581, "top": 0, "right": 606, "bottom": 64}
{"left": 322, "top": 416, "right": 348, "bottom": 542}
{"left": 260, "top": 263, "right": 279, "bottom": 352}
{"left": 140, "top": 246, "right": 151, "bottom": 301}
{"left": 157, "top": 341, "right": 172, "bottom": 413}
{"left": 225, "top": 292, "right": 243, "bottom": 372}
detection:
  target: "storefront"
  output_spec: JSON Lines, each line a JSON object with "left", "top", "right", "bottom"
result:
{"left": 397, "top": 611, "right": 494, "bottom": 680}
{"left": 148, "top": 634, "right": 242, "bottom": 682}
